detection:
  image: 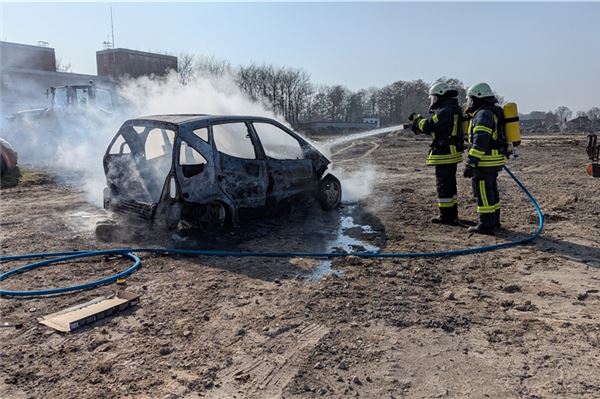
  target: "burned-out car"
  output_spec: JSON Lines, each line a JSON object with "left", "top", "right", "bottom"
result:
{"left": 102, "top": 115, "right": 342, "bottom": 230}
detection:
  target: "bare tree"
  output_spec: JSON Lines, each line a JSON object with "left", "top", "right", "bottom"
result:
{"left": 401, "top": 79, "right": 429, "bottom": 121}
{"left": 586, "top": 106, "right": 600, "bottom": 121}
{"left": 327, "top": 85, "right": 347, "bottom": 120}
{"left": 365, "top": 87, "right": 379, "bottom": 116}
{"left": 177, "top": 53, "right": 195, "bottom": 85}
{"left": 308, "top": 85, "right": 330, "bottom": 121}
{"left": 55, "top": 56, "right": 72, "bottom": 73}
{"left": 170, "top": 52, "right": 514, "bottom": 130}
{"left": 555, "top": 106, "right": 572, "bottom": 122}
{"left": 544, "top": 111, "right": 559, "bottom": 129}
{"left": 236, "top": 63, "right": 312, "bottom": 127}
{"left": 195, "top": 55, "right": 232, "bottom": 78}
{"left": 345, "top": 90, "right": 367, "bottom": 123}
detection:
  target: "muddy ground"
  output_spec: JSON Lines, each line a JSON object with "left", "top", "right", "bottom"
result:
{"left": 1, "top": 132, "right": 599, "bottom": 398}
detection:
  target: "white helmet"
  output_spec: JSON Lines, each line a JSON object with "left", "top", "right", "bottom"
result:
{"left": 467, "top": 82, "right": 495, "bottom": 98}
{"left": 429, "top": 82, "right": 453, "bottom": 96}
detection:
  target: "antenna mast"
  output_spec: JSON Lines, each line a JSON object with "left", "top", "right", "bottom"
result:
{"left": 110, "top": 6, "right": 115, "bottom": 48}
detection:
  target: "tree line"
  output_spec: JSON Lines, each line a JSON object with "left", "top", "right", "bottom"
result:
{"left": 177, "top": 53, "right": 599, "bottom": 129}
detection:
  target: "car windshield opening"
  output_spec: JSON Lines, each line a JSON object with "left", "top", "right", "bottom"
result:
{"left": 106, "top": 124, "right": 176, "bottom": 203}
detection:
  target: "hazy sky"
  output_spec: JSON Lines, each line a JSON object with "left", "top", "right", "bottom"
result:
{"left": 2, "top": 2, "right": 599, "bottom": 113}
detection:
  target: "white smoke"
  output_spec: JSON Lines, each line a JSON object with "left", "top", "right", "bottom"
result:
{"left": 6, "top": 71, "right": 379, "bottom": 208}
{"left": 328, "top": 164, "right": 379, "bottom": 203}
{"left": 118, "top": 71, "right": 275, "bottom": 118}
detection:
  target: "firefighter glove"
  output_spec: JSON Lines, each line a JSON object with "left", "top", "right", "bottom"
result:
{"left": 411, "top": 123, "right": 421, "bottom": 135}
{"left": 463, "top": 165, "right": 475, "bottom": 178}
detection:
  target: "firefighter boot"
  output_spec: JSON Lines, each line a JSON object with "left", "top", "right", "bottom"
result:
{"left": 467, "top": 213, "right": 496, "bottom": 235}
{"left": 431, "top": 205, "right": 459, "bottom": 226}
{"left": 495, "top": 209, "right": 501, "bottom": 229}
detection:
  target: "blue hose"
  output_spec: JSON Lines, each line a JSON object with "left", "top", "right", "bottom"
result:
{"left": 0, "top": 166, "right": 544, "bottom": 297}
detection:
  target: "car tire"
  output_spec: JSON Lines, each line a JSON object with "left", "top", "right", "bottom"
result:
{"left": 155, "top": 200, "right": 182, "bottom": 231}
{"left": 317, "top": 174, "right": 342, "bottom": 210}
{"left": 196, "top": 201, "right": 227, "bottom": 232}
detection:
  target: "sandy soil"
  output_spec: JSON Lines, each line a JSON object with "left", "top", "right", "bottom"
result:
{"left": 1, "top": 132, "right": 599, "bottom": 399}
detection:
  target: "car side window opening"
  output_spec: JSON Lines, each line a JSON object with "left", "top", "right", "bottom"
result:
{"left": 253, "top": 122, "right": 304, "bottom": 160}
{"left": 145, "top": 128, "right": 175, "bottom": 160}
{"left": 179, "top": 141, "right": 207, "bottom": 165}
{"left": 179, "top": 140, "right": 208, "bottom": 178}
{"left": 193, "top": 128, "right": 209, "bottom": 142}
{"left": 212, "top": 122, "right": 257, "bottom": 159}
{"left": 108, "top": 134, "right": 131, "bottom": 154}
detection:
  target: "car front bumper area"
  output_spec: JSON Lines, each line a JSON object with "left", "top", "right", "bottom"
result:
{"left": 103, "top": 187, "right": 156, "bottom": 221}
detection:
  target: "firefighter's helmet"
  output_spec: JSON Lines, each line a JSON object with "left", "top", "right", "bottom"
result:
{"left": 467, "top": 82, "right": 495, "bottom": 99}
{"left": 429, "top": 82, "right": 453, "bottom": 96}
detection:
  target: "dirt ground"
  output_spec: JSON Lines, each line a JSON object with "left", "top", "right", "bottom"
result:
{"left": 1, "top": 132, "right": 599, "bottom": 399}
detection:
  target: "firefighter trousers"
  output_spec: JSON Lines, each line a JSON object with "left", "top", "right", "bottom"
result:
{"left": 471, "top": 169, "right": 500, "bottom": 228}
{"left": 435, "top": 164, "right": 458, "bottom": 219}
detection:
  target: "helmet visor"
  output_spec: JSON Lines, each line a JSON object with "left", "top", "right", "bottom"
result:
{"left": 467, "top": 97, "right": 474, "bottom": 109}
{"left": 429, "top": 95, "right": 437, "bottom": 107}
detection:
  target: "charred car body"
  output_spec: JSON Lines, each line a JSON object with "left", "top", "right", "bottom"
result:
{"left": 102, "top": 115, "right": 342, "bottom": 230}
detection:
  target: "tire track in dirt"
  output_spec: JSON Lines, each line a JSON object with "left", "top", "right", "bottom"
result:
{"left": 210, "top": 322, "right": 329, "bottom": 398}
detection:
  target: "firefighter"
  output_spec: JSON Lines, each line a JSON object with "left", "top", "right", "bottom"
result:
{"left": 409, "top": 82, "right": 464, "bottom": 225}
{"left": 463, "top": 82, "right": 505, "bottom": 235}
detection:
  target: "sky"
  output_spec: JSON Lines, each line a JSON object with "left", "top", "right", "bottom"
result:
{"left": 1, "top": 2, "right": 599, "bottom": 113}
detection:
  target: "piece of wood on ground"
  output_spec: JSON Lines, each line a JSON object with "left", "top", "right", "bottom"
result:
{"left": 38, "top": 291, "right": 139, "bottom": 332}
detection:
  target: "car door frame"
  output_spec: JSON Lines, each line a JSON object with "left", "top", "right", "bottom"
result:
{"left": 209, "top": 119, "right": 269, "bottom": 209}
{"left": 249, "top": 120, "right": 318, "bottom": 204}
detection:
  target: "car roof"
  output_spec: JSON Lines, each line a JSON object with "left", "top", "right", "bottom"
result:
{"left": 129, "top": 114, "right": 279, "bottom": 126}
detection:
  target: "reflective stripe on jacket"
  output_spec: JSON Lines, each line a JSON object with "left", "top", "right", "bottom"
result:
{"left": 467, "top": 108, "right": 505, "bottom": 168}
{"left": 417, "top": 99, "right": 464, "bottom": 166}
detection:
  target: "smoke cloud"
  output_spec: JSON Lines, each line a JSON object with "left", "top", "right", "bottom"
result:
{"left": 328, "top": 164, "right": 379, "bottom": 203}
{"left": 5, "top": 71, "right": 378, "bottom": 209}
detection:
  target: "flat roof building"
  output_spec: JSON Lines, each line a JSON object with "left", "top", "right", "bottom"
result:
{"left": 0, "top": 41, "right": 57, "bottom": 72}
{"left": 96, "top": 48, "right": 178, "bottom": 79}
{"left": 1, "top": 41, "right": 178, "bottom": 115}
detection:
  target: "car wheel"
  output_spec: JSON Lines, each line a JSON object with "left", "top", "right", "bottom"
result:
{"left": 196, "top": 201, "right": 227, "bottom": 232}
{"left": 155, "top": 201, "right": 182, "bottom": 231}
{"left": 318, "top": 175, "right": 342, "bottom": 210}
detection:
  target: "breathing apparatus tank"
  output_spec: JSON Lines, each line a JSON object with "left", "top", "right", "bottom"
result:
{"left": 462, "top": 103, "right": 471, "bottom": 145}
{"left": 502, "top": 102, "right": 521, "bottom": 159}
{"left": 462, "top": 116, "right": 471, "bottom": 140}
{"left": 503, "top": 102, "right": 521, "bottom": 146}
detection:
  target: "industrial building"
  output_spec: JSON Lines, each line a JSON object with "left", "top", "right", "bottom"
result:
{"left": 96, "top": 48, "right": 177, "bottom": 79}
{"left": 0, "top": 41, "right": 178, "bottom": 115}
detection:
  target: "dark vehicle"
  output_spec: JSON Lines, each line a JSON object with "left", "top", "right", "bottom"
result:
{"left": 0, "top": 138, "right": 18, "bottom": 175}
{"left": 102, "top": 115, "right": 342, "bottom": 230}
{"left": 0, "top": 137, "right": 20, "bottom": 187}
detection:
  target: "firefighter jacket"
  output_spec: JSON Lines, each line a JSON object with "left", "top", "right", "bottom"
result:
{"left": 467, "top": 105, "right": 505, "bottom": 169}
{"left": 415, "top": 98, "right": 464, "bottom": 165}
